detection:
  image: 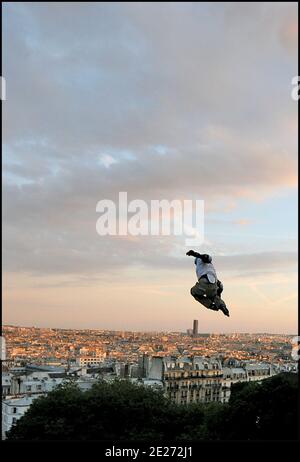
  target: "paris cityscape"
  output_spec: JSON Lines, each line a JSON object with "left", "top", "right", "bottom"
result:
{"left": 2, "top": 323, "right": 296, "bottom": 365}
{"left": 2, "top": 322, "right": 297, "bottom": 439}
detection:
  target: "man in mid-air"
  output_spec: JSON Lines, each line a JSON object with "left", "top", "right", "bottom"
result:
{"left": 186, "top": 250, "right": 230, "bottom": 317}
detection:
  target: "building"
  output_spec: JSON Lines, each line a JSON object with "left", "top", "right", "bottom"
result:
{"left": 9, "top": 372, "right": 65, "bottom": 395}
{"left": 132, "top": 378, "right": 164, "bottom": 390}
{"left": 76, "top": 355, "right": 106, "bottom": 367}
{"left": 147, "top": 356, "right": 164, "bottom": 380}
{"left": 164, "top": 356, "right": 223, "bottom": 404}
{"left": 143, "top": 355, "right": 279, "bottom": 405}
{"left": 221, "top": 367, "right": 248, "bottom": 403}
{"left": 137, "top": 354, "right": 153, "bottom": 378}
{"left": 244, "top": 362, "right": 276, "bottom": 381}
{"left": 2, "top": 395, "right": 39, "bottom": 439}
{"left": 1, "top": 336, "right": 6, "bottom": 360}
{"left": 192, "top": 320, "right": 198, "bottom": 337}
{"left": 2, "top": 373, "right": 12, "bottom": 397}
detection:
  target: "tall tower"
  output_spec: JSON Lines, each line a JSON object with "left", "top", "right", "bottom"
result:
{"left": 193, "top": 320, "right": 198, "bottom": 337}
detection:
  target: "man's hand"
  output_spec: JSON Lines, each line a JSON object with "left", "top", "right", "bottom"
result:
{"left": 186, "top": 250, "right": 197, "bottom": 257}
{"left": 186, "top": 250, "right": 212, "bottom": 263}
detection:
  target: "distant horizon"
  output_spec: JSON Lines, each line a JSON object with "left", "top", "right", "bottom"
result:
{"left": 3, "top": 323, "right": 297, "bottom": 337}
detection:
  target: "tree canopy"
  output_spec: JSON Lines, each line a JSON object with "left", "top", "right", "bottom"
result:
{"left": 6, "top": 373, "right": 298, "bottom": 441}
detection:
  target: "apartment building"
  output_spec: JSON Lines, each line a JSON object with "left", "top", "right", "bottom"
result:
{"left": 164, "top": 356, "right": 224, "bottom": 405}
{"left": 2, "top": 395, "right": 38, "bottom": 439}
{"left": 76, "top": 355, "right": 106, "bottom": 367}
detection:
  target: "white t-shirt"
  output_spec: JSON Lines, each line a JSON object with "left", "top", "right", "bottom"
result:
{"left": 195, "top": 256, "right": 217, "bottom": 282}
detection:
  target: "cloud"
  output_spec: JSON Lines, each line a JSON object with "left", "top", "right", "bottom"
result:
{"left": 98, "top": 154, "right": 118, "bottom": 168}
{"left": 2, "top": 2, "right": 298, "bottom": 281}
{"left": 234, "top": 219, "right": 252, "bottom": 226}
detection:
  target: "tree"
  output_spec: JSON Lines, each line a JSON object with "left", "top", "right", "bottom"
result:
{"left": 7, "top": 379, "right": 181, "bottom": 441}
{"left": 217, "top": 373, "right": 298, "bottom": 440}
{"left": 6, "top": 373, "right": 298, "bottom": 441}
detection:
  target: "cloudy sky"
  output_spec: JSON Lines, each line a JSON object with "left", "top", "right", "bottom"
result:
{"left": 3, "top": 2, "right": 298, "bottom": 333}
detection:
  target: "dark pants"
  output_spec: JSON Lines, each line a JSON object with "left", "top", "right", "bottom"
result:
{"left": 190, "top": 278, "right": 226, "bottom": 311}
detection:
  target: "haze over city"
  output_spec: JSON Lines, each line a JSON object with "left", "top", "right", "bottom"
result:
{"left": 3, "top": 2, "right": 298, "bottom": 334}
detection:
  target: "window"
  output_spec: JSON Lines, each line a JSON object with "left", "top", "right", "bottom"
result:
{"left": 13, "top": 407, "right": 17, "bottom": 414}
{"left": 12, "top": 418, "right": 17, "bottom": 425}
{"left": 26, "top": 386, "right": 32, "bottom": 392}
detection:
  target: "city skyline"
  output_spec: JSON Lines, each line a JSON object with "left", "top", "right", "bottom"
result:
{"left": 3, "top": 3, "right": 298, "bottom": 333}
{"left": 3, "top": 322, "right": 298, "bottom": 336}
{"left": 3, "top": 324, "right": 297, "bottom": 440}
{"left": 3, "top": 324, "right": 295, "bottom": 362}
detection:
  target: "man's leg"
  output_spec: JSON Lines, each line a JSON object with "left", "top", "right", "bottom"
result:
{"left": 213, "top": 295, "right": 230, "bottom": 317}
{"left": 217, "top": 280, "right": 223, "bottom": 296}
{"left": 190, "top": 279, "right": 218, "bottom": 310}
{"left": 190, "top": 279, "right": 229, "bottom": 316}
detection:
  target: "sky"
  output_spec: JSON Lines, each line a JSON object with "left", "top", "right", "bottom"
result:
{"left": 2, "top": 2, "right": 298, "bottom": 333}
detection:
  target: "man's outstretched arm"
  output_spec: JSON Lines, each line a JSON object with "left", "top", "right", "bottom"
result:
{"left": 186, "top": 250, "right": 212, "bottom": 263}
